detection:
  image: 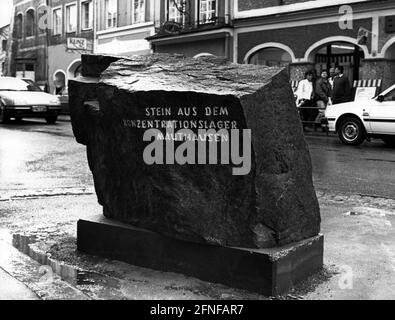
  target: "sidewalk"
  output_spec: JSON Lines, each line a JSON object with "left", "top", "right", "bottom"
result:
{"left": 0, "top": 268, "right": 39, "bottom": 300}
{"left": 1, "top": 191, "right": 395, "bottom": 299}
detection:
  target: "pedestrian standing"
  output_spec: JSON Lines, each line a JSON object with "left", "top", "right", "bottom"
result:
{"left": 295, "top": 71, "right": 316, "bottom": 130}
{"left": 332, "top": 66, "right": 352, "bottom": 104}
{"left": 315, "top": 70, "right": 332, "bottom": 108}
{"left": 315, "top": 70, "right": 332, "bottom": 125}
{"left": 329, "top": 67, "right": 336, "bottom": 89}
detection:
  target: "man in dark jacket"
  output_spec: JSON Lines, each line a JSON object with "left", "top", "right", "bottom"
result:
{"left": 332, "top": 66, "right": 352, "bottom": 104}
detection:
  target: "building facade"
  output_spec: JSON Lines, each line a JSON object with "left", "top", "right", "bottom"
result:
{"left": 47, "top": 0, "right": 94, "bottom": 94}
{"left": 233, "top": 0, "right": 395, "bottom": 90}
{"left": 96, "top": 0, "right": 155, "bottom": 56}
{"left": 0, "top": 24, "right": 10, "bottom": 76}
{"left": 6, "top": 1, "right": 395, "bottom": 93}
{"left": 8, "top": 0, "right": 48, "bottom": 87}
{"left": 148, "top": 0, "right": 233, "bottom": 59}
{"left": 147, "top": 0, "right": 395, "bottom": 91}
{"left": 7, "top": 0, "right": 156, "bottom": 92}
{"left": 8, "top": 0, "right": 94, "bottom": 93}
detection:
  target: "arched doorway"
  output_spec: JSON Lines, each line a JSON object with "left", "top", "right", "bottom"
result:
{"left": 309, "top": 41, "right": 365, "bottom": 83}
{"left": 247, "top": 47, "right": 293, "bottom": 68}
{"left": 53, "top": 70, "right": 66, "bottom": 95}
{"left": 381, "top": 39, "right": 395, "bottom": 89}
{"left": 193, "top": 53, "right": 215, "bottom": 58}
{"left": 382, "top": 39, "right": 395, "bottom": 59}
{"left": 67, "top": 60, "right": 82, "bottom": 80}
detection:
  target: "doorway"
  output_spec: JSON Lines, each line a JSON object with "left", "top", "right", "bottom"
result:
{"left": 314, "top": 42, "right": 365, "bottom": 83}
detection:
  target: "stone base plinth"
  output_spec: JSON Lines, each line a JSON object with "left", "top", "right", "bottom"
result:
{"left": 77, "top": 215, "right": 324, "bottom": 296}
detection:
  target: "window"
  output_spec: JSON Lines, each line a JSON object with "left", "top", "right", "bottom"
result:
{"left": 15, "top": 14, "right": 23, "bottom": 38}
{"left": 81, "top": 1, "right": 93, "bottom": 30}
{"left": 15, "top": 63, "right": 35, "bottom": 81}
{"left": 132, "top": 0, "right": 145, "bottom": 24}
{"left": 53, "top": 8, "right": 62, "bottom": 35}
{"left": 105, "top": 0, "right": 117, "bottom": 29}
{"left": 199, "top": 0, "right": 216, "bottom": 24}
{"left": 66, "top": 4, "right": 77, "bottom": 33}
{"left": 26, "top": 9, "right": 35, "bottom": 37}
{"left": 25, "top": 64, "right": 35, "bottom": 72}
{"left": 168, "top": 0, "right": 184, "bottom": 24}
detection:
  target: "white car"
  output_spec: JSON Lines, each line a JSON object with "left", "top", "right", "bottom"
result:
{"left": 0, "top": 77, "right": 61, "bottom": 124}
{"left": 325, "top": 84, "right": 395, "bottom": 145}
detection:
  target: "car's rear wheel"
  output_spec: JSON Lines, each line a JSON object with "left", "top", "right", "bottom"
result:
{"left": 338, "top": 116, "right": 366, "bottom": 146}
{"left": 382, "top": 136, "right": 395, "bottom": 146}
{"left": 46, "top": 116, "right": 58, "bottom": 124}
{"left": 0, "top": 106, "right": 10, "bottom": 124}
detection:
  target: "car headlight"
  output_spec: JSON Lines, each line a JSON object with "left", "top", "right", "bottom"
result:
{"left": 50, "top": 98, "right": 61, "bottom": 105}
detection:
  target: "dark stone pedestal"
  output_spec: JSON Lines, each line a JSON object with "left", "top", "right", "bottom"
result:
{"left": 77, "top": 215, "right": 324, "bottom": 296}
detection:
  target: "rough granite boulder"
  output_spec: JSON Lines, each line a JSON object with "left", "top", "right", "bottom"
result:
{"left": 69, "top": 54, "right": 321, "bottom": 249}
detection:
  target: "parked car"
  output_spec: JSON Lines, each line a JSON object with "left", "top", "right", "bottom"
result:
{"left": 0, "top": 77, "right": 61, "bottom": 124}
{"left": 325, "top": 84, "right": 395, "bottom": 146}
{"left": 22, "top": 78, "right": 70, "bottom": 114}
{"left": 22, "top": 78, "right": 44, "bottom": 92}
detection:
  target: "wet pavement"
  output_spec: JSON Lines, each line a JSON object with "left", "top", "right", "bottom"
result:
{"left": 308, "top": 134, "right": 395, "bottom": 199}
{"left": 0, "top": 118, "right": 94, "bottom": 198}
{"left": 1, "top": 118, "right": 395, "bottom": 299}
{"left": 1, "top": 119, "right": 395, "bottom": 200}
{"left": 0, "top": 267, "right": 39, "bottom": 300}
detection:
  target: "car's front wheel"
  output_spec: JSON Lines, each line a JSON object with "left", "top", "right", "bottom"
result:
{"left": 46, "top": 116, "right": 58, "bottom": 124}
{"left": 338, "top": 116, "right": 366, "bottom": 146}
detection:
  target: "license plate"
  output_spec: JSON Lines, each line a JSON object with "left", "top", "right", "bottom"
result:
{"left": 32, "top": 106, "right": 47, "bottom": 112}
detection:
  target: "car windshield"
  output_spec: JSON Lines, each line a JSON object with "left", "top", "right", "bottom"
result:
{"left": 0, "top": 78, "right": 37, "bottom": 92}
{"left": 23, "top": 80, "right": 43, "bottom": 92}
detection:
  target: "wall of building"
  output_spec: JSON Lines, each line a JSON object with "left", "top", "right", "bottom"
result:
{"left": 48, "top": 0, "right": 94, "bottom": 44}
{"left": 10, "top": 0, "right": 48, "bottom": 84}
{"left": 45, "top": 0, "right": 93, "bottom": 92}
{"left": 237, "top": 19, "right": 373, "bottom": 63}
{"left": 48, "top": 44, "right": 83, "bottom": 93}
{"left": 157, "top": 0, "right": 228, "bottom": 25}
{"left": 150, "top": 0, "right": 232, "bottom": 60}
{"left": 9, "top": 0, "right": 93, "bottom": 88}
{"left": 97, "top": 25, "right": 154, "bottom": 56}
{"left": 97, "top": 0, "right": 154, "bottom": 31}
{"left": 96, "top": 0, "right": 155, "bottom": 56}
{"left": 235, "top": 0, "right": 375, "bottom": 15}
{"left": 233, "top": 0, "right": 395, "bottom": 90}
{"left": 238, "top": 0, "right": 281, "bottom": 11}
{"left": 0, "top": 25, "right": 10, "bottom": 76}
{"left": 154, "top": 37, "right": 226, "bottom": 57}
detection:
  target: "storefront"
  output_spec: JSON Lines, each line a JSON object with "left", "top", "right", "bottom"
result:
{"left": 234, "top": 0, "right": 395, "bottom": 90}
